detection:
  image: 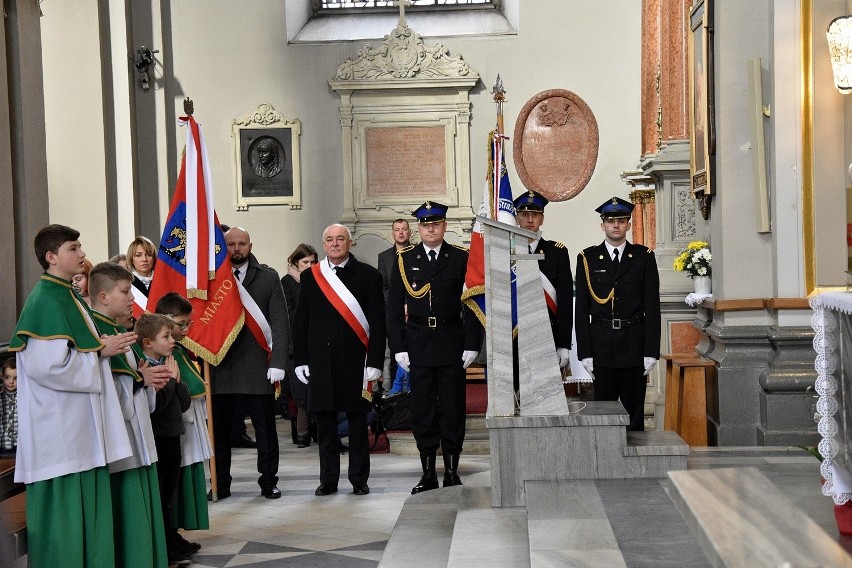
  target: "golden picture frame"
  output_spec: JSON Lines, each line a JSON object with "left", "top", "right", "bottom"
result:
{"left": 689, "top": 0, "right": 715, "bottom": 218}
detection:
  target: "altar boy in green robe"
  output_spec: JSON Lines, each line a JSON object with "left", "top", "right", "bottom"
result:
{"left": 89, "top": 262, "right": 173, "bottom": 568}
{"left": 10, "top": 225, "right": 136, "bottom": 568}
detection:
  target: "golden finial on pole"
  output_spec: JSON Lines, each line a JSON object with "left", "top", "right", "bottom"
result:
{"left": 492, "top": 75, "right": 506, "bottom": 135}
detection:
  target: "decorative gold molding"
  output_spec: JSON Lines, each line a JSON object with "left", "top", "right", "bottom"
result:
{"left": 802, "top": 0, "right": 816, "bottom": 294}
{"left": 629, "top": 189, "right": 656, "bottom": 204}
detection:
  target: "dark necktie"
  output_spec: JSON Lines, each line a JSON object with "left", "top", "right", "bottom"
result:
{"left": 429, "top": 250, "right": 437, "bottom": 263}
{"left": 234, "top": 268, "right": 241, "bottom": 281}
{"left": 333, "top": 265, "right": 340, "bottom": 274}
{"left": 612, "top": 249, "right": 620, "bottom": 265}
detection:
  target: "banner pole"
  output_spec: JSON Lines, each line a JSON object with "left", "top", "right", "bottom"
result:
{"left": 204, "top": 360, "right": 218, "bottom": 501}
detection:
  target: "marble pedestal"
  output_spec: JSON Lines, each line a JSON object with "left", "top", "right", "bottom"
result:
{"left": 487, "top": 401, "right": 689, "bottom": 507}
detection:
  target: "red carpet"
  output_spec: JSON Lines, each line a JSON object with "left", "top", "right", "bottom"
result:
{"left": 466, "top": 382, "right": 488, "bottom": 414}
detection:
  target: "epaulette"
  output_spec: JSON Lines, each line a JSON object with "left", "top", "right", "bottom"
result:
{"left": 449, "top": 243, "right": 469, "bottom": 252}
{"left": 553, "top": 241, "right": 565, "bottom": 249}
{"left": 398, "top": 244, "right": 416, "bottom": 255}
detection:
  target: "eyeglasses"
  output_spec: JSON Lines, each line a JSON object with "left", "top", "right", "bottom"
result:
{"left": 171, "top": 319, "right": 194, "bottom": 331}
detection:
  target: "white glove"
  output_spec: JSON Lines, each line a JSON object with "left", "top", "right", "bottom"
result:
{"left": 395, "top": 352, "right": 410, "bottom": 372}
{"left": 643, "top": 357, "right": 658, "bottom": 376}
{"left": 557, "top": 348, "right": 570, "bottom": 369}
{"left": 295, "top": 365, "right": 310, "bottom": 385}
{"left": 267, "top": 367, "right": 286, "bottom": 383}
{"left": 462, "top": 350, "right": 478, "bottom": 369}
{"left": 364, "top": 367, "right": 382, "bottom": 382}
{"left": 582, "top": 358, "right": 594, "bottom": 375}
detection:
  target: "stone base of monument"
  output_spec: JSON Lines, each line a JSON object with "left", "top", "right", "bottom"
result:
{"left": 486, "top": 400, "right": 689, "bottom": 507}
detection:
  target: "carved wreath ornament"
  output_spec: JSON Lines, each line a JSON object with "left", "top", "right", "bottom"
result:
{"left": 333, "top": 24, "right": 473, "bottom": 81}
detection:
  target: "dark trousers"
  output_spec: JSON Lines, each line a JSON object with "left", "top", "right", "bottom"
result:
{"left": 231, "top": 395, "right": 248, "bottom": 438}
{"left": 593, "top": 365, "right": 646, "bottom": 431}
{"left": 410, "top": 363, "right": 466, "bottom": 455}
{"left": 154, "top": 435, "right": 181, "bottom": 542}
{"left": 212, "top": 393, "right": 279, "bottom": 490}
{"left": 315, "top": 411, "right": 369, "bottom": 486}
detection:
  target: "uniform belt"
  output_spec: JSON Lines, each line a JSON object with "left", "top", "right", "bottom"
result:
{"left": 591, "top": 314, "right": 645, "bottom": 330}
{"left": 408, "top": 314, "right": 461, "bottom": 329}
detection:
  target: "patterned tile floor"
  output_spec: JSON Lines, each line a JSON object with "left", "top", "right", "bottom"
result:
{"left": 11, "top": 419, "right": 851, "bottom": 567}
{"left": 188, "top": 421, "right": 490, "bottom": 568}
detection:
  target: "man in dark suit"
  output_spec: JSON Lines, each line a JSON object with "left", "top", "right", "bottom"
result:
{"left": 293, "top": 224, "right": 385, "bottom": 497}
{"left": 210, "top": 227, "right": 290, "bottom": 499}
{"left": 514, "top": 190, "right": 573, "bottom": 376}
{"left": 388, "top": 202, "right": 482, "bottom": 494}
{"left": 574, "top": 197, "right": 661, "bottom": 431}
{"left": 377, "top": 219, "right": 411, "bottom": 395}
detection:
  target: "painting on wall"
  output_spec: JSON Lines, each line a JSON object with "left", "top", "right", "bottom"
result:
{"left": 689, "top": 0, "right": 714, "bottom": 219}
{"left": 232, "top": 104, "right": 302, "bottom": 211}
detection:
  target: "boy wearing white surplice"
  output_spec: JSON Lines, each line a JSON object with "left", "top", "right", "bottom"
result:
{"left": 9, "top": 225, "right": 136, "bottom": 568}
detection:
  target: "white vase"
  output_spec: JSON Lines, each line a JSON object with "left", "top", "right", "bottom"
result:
{"left": 693, "top": 275, "right": 711, "bottom": 295}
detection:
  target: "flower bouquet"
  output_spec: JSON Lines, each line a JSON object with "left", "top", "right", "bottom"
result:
{"left": 673, "top": 241, "right": 711, "bottom": 279}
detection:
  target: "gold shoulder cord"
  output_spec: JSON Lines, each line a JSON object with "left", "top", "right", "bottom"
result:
{"left": 397, "top": 253, "right": 430, "bottom": 298}
{"left": 580, "top": 251, "right": 614, "bottom": 305}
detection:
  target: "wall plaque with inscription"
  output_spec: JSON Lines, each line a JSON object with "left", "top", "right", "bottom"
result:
{"left": 366, "top": 127, "right": 446, "bottom": 198}
{"left": 513, "top": 89, "right": 599, "bottom": 202}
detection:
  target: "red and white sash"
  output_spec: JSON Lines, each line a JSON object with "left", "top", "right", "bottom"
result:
{"left": 311, "top": 260, "right": 369, "bottom": 348}
{"left": 541, "top": 272, "right": 558, "bottom": 316}
{"left": 312, "top": 259, "right": 373, "bottom": 399}
{"left": 233, "top": 275, "right": 273, "bottom": 354}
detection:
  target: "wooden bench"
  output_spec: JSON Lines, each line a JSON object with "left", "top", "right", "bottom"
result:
{"left": 0, "top": 457, "right": 25, "bottom": 560}
{"left": 663, "top": 354, "right": 715, "bottom": 446}
{"left": 668, "top": 467, "right": 852, "bottom": 567}
{"left": 0, "top": 491, "right": 26, "bottom": 559}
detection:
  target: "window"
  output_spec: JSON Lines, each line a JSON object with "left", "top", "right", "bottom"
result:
{"left": 317, "top": 0, "right": 496, "bottom": 13}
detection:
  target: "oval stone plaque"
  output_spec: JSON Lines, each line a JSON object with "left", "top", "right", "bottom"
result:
{"left": 513, "top": 89, "right": 599, "bottom": 202}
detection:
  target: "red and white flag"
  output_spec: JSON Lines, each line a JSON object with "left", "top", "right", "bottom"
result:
{"left": 147, "top": 114, "right": 270, "bottom": 364}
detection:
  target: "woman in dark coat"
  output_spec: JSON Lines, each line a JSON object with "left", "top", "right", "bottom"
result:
{"left": 281, "top": 243, "right": 318, "bottom": 447}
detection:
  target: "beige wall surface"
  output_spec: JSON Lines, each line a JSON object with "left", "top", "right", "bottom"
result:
{"left": 41, "top": 3, "right": 111, "bottom": 263}
{"left": 39, "top": 0, "right": 642, "bottom": 276}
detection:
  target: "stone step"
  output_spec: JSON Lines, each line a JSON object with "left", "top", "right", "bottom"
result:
{"left": 623, "top": 430, "right": 690, "bottom": 457}
{"left": 387, "top": 430, "right": 490, "bottom": 456}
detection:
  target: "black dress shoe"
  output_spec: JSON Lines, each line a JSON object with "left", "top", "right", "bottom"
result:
{"left": 261, "top": 486, "right": 282, "bottom": 499}
{"left": 231, "top": 433, "right": 257, "bottom": 448}
{"left": 315, "top": 483, "right": 338, "bottom": 496}
{"left": 352, "top": 483, "right": 370, "bottom": 496}
{"left": 207, "top": 488, "right": 231, "bottom": 501}
{"left": 297, "top": 434, "right": 311, "bottom": 448}
{"left": 411, "top": 471, "right": 439, "bottom": 494}
{"left": 443, "top": 470, "right": 463, "bottom": 487}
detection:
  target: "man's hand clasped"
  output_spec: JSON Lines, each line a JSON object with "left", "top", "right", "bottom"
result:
{"left": 581, "top": 357, "right": 594, "bottom": 377}
{"left": 643, "top": 357, "right": 657, "bottom": 376}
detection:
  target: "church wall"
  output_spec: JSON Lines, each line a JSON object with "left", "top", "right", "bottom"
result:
{"left": 711, "top": 0, "right": 774, "bottom": 322}
{"left": 40, "top": 3, "right": 111, "bottom": 263}
{"left": 37, "top": 0, "right": 641, "bottom": 274}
